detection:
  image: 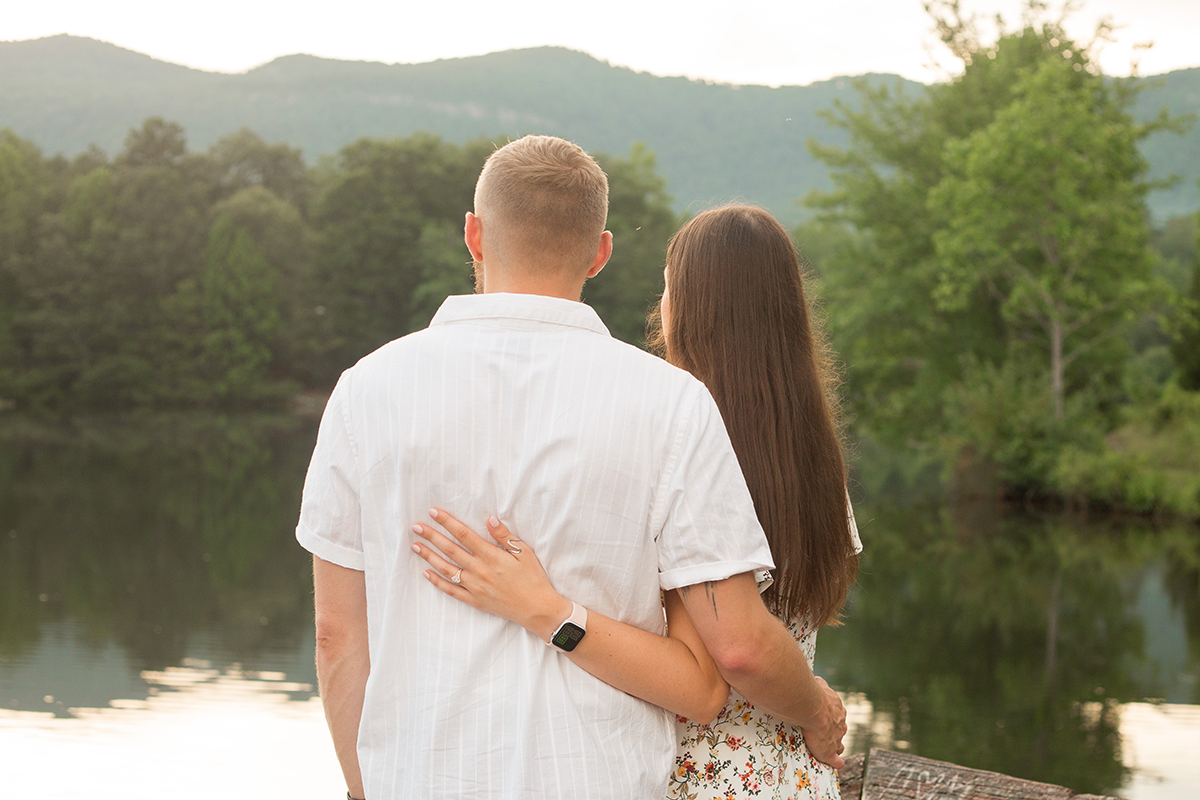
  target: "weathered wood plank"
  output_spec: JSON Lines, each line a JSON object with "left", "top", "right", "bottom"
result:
{"left": 838, "top": 752, "right": 866, "bottom": 800}
{"left": 859, "top": 748, "right": 1123, "bottom": 800}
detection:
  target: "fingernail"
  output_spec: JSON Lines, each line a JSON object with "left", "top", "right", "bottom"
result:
{"left": 429, "top": 508, "right": 439, "bottom": 519}
{"left": 488, "top": 515, "right": 500, "bottom": 528}
{"left": 411, "top": 543, "right": 420, "bottom": 554}
{"left": 412, "top": 524, "right": 422, "bottom": 534}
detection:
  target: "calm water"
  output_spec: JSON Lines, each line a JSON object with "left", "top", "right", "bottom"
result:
{"left": 1, "top": 415, "right": 1197, "bottom": 799}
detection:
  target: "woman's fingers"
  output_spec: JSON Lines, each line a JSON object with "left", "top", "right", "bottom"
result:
{"left": 429, "top": 508, "right": 494, "bottom": 556}
{"left": 422, "top": 566, "right": 477, "bottom": 606}
{"left": 410, "top": 538, "right": 463, "bottom": 581}
{"left": 486, "top": 515, "right": 522, "bottom": 554}
{"left": 412, "top": 517, "right": 474, "bottom": 565}
{"left": 411, "top": 510, "right": 564, "bottom": 636}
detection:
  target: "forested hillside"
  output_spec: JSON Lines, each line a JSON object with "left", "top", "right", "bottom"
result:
{"left": 2, "top": 35, "right": 1197, "bottom": 223}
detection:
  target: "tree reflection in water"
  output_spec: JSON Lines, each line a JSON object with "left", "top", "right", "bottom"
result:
{"left": 2, "top": 415, "right": 1198, "bottom": 798}
{"left": 0, "top": 414, "right": 319, "bottom": 680}
{"left": 817, "top": 499, "right": 1200, "bottom": 796}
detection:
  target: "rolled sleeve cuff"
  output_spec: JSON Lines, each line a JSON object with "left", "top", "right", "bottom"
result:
{"left": 296, "top": 522, "right": 365, "bottom": 571}
{"left": 659, "top": 559, "right": 775, "bottom": 592}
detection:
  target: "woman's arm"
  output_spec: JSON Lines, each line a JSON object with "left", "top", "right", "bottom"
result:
{"left": 412, "top": 509, "right": 730, "bottom": 724}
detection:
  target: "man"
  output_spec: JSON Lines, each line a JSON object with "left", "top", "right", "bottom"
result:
{"left": 297, "top": 135, "right": 846, "bottom": 800}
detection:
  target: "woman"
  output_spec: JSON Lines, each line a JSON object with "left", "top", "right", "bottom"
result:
{"left": 412, "top": 205, "right": 861, "bottom": 799}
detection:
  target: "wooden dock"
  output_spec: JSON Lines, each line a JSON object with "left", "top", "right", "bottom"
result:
{"left": 837, "top": 749, "right": 1123, "bottom": 800}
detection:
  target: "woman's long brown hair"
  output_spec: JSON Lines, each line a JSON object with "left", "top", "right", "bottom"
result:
{"left": 649, "top": 205, "right": 858, "bottom": 626}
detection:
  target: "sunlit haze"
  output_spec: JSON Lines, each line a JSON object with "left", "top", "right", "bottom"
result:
{"left": 3, "top": 0, "right": 1198, "bottom": 85}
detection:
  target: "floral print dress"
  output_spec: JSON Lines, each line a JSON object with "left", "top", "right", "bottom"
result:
{"left": 666, "top": 614, "right": 839, "bottom": 800}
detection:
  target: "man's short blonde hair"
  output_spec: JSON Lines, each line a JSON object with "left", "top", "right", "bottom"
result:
{"left": 474, "top": 135, "right": 609, "bottom": 274}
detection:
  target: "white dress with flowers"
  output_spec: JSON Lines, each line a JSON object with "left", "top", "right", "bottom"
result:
{"left": 666, "top": 509, "right": 859, "bottom": 800}
{"left": 665, "top": 614, "right": 839, "bottom": 800}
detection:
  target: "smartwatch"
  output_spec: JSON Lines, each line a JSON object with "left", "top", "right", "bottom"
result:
{"left": 548, "top": 602, "right": 588, "bottom": 652}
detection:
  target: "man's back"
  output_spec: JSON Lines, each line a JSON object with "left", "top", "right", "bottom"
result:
{"left": 298, "top": 293, "right": 771, "bottom": 799}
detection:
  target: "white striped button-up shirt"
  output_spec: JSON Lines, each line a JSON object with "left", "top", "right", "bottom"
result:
{"left": 297, "top": 292, "right": 773, "bottom": 800}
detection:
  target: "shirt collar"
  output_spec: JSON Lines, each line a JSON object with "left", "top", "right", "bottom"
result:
{"left": 430, "top": 293, "right": 612, "bottom": 337}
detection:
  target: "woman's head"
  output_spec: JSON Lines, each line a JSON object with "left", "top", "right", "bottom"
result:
{"left": 657, "top": 206, "right": 808, "bottom": 379}
{"left": 651, "top": 205, "right": 858, "bottom": 626}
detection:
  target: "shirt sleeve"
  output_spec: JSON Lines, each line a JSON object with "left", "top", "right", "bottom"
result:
{"left": 295, "top": 371, "right": 365, "bottom": 570}
{"left": 656, "top": 385, "right": 775, "bottom": 591}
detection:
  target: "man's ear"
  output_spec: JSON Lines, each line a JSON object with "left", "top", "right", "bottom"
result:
{"left": 586, "top": 231, "right": 613, "bottom": 279}
{"left": 464, "top": 212, "right": 484, "bottom": 262}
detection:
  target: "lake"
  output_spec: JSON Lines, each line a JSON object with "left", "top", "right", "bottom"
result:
{"left": 2, "top": 414, "right": 1197, "bottom": 799}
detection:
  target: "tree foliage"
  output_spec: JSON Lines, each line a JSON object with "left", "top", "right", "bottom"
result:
{"left": 0, "top": 122, "right": 679, "bottom": 410}
{"left": 929, "top": 56, "right": 1160, "bottom": 420}
{"left": 1170, "top": 202, "right": 1200, "bottom": 389}
{"left": 805, "top": 1, "right": 1181, "bottom": 487}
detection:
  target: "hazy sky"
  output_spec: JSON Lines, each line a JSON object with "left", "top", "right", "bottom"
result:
{"left": 4, "top": 0, "right": 1198, "bottom": 86}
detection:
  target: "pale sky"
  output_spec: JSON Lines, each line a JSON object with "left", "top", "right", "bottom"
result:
{"left": 3, "top": 0, "right": 1198, "bottom": 85}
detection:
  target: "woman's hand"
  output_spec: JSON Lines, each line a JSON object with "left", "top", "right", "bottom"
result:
{"left": 412, "top": 509, "right": 572, "bottom": 642}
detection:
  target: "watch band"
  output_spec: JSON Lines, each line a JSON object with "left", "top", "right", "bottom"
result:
{"left": 548, "top": 601, "right": 588, "bottom": 652}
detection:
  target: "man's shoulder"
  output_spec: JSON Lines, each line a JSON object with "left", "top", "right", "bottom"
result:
{"left": 344, "top": 327, "right": 436, "bottom": 372}
{"left": 597, "top": 336, "right": 695, "bottom": 376}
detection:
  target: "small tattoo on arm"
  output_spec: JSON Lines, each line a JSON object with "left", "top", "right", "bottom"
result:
{"left": 702, "top": 581, "right": 719, "bottom": 621}
{"left": 680, "top": 581, "right": 720, "bottom": 621}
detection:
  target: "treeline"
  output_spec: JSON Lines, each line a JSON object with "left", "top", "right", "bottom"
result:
{"left": 798, "top": 4, "right": 1200, "bottom": 517}
{"left": 0, "top": 122, "right": 677, "bottom": 410}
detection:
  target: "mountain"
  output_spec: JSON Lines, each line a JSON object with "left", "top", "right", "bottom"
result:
{"left": 1, "top": 35, "right": 1197, "bottom": 223}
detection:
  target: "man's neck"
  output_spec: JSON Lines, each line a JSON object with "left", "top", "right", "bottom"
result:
{"left": 479, "top": 270, "right": 585, "bottom": 303}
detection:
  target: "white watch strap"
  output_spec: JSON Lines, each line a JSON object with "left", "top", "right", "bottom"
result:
{"left": 547, "top": 601, "right": 587, "bottom": 645}
{"left": 567, "top": 601, "right": 587, "bottom": 631}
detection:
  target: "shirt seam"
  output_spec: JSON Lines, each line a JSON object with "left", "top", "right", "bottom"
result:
{"left": 648, "top": 382, "right": 702, "bottom": 541}
{"left": 338, "top": 369, "right": 361, "bottom": 466}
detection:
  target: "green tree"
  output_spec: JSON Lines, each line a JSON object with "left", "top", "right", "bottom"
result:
{"left": 807, "top": 2, "right": 1178, "bottom": 487}
{"left": 205, "top": 186, "right": 325, "bottom": 387}
{"left": 929, "top": 57, "right": 1160, "bottom": 421}
{"left": 311, "top": 134, "right": 681, "bottom": 380}
{"left": 586, "top": 144, "right": 680, "bottom": 346}
{"left": 2, "top": 122, "right": 682, "bottom": 407}
{"left": 310, "top": 133, "right": 492, "bottom": 378}
{"left": 0, "top": 131, "right": 49, "bottom": 402}
{"left": 1151, "top": 212, "right": 1199, "bottom": 294}
{"left": 16, "top": 118, "right": 217, "bottom": 407}
{"left": 1171, "top": 201, "right": 1200, "bottom": 388}
{"left": 161, "top": 217, "right": 284, "bottom": 405}
{"left": 208, "top": 128, "right": 313, "bottom": 211}
{"left": 406, "top": 219, "right": 476, "bottom": 333}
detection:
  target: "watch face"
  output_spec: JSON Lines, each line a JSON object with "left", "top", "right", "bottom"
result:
{"left": 552, "top": 622, "right": 585, "bottom": 652}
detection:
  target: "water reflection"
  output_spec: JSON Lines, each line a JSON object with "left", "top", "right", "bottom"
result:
{"left": 0, "top": 414, "right": 319, "bottom": 684}
{"left": 815, "top": 502, "right": 1200, "bottom": 796}
{"left": 1, "top": 415, "right": 1198, "bottom": 799}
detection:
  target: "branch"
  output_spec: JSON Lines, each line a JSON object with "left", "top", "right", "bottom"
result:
{"left": 999, "top": 255, "right": 1058, "bottom": 327}
{"left": 1062, "top": 297, "right": 1126, "bottom": 338}
{"left": 1062, "top": 322, "right": 1122, "bottom": 368}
